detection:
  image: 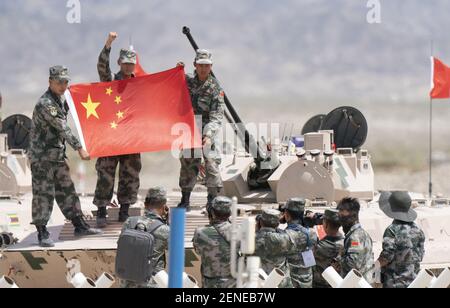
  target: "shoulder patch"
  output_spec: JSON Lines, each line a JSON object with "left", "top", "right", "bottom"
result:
{"left": 49, "top": 106, "right": 58, "bottom": 117}
{"left": 351, "top": 241, "right": 360, "bottom": 247}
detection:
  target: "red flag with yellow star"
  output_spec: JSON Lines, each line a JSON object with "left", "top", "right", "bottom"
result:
{"left": 65, "top": 66, "right": 201, "bottom": 157}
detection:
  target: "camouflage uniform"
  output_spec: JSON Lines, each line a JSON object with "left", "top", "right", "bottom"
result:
{"left": 179, "top": 50, "right": 224, "bottom": 195}
{"left": 29, "top": 66, "right": 83, "bottom": 226}
{"left": 313, "top": 209, "right": 344, "bottom": 288}
{"left": 255, "top": 209, "right": 295, "bottom": 288}
{"left": 283, "top": 198, "right": 318, "bottom": 288}
{"left": 285, "top": 222, "right": 318, "bottom": 288}
{"left": 193, "top": 196, "right": 235, "bottom": 288}
{"left": 93, "top": 46, "right": 141, "bottom": 208}
{"left": 313, "top": 235, "right": 344, "bottom": 288}
{"left": 379, "top": 220, "right": 425, "bottom": 288}
{"left": 120, "top": 187, "right": 170, "bottom": 288}
{"left": 338, "top": 223, "right": 374, "bottom": 283}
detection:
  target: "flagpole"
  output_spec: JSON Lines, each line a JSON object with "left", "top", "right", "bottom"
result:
{"left": 429, "top": 40, "right": 434, "bottom": 199}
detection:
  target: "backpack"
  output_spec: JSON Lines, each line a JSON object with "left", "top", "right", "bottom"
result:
{"left": 115, "top": 217, "right": 163, "bottom": 284}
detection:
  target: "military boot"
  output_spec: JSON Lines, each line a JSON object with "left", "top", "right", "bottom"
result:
{"left": 72, "top": 216, "right": 103, "bottom": 237}
{"left": 36, "top": 226, "right": 55, "bottom": 247}
{"left": 118, "top": 204, "right": 130, "bottom": 222}
{"left": 177, "top": 191, "right": 191, "bottom": 212}
{"left": 96, "top": 206, "right": 108, "bottom": 228}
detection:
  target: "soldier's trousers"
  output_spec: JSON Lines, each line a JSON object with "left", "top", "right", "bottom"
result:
{"left": 179, "top": 147, "right": 222, "bottom": 193}
{"left": 93, "top": 154, "right": 142, "bottom": 207}
{"left": 31, "top": 161, "right": 82, "bottom": 226}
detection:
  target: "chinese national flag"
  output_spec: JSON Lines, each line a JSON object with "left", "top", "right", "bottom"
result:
{"left": 65, "top": 66, "right": 201, "bottom": 158}
{"left": 430, "top": 57, "right": 450, "bottom": 99}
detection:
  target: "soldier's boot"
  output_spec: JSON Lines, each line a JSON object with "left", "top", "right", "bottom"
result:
{"left": 96, "top": 206, "right": 107, "bottom": 228}
{"left": 72, "top": 216, "right": 103, "bottom": 237}
{"left": 118, "top": 204, "right": 130, "bottom": 222}
{"left": 36, "top": 225, "right": 55, "bottom": 248}
{"left": 177, "top": 191, "right": 191, "bottom": 212}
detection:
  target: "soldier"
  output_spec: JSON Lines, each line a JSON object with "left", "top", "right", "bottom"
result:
{"left": 29, "top": 66, "right": 102, "bottom": 247}
{"left": 94, "top": 32, "right": 142, "bottom": 227}
{"left": 333, "top": 197, "right": 374, "bottom": 284}
{"left": 255, "top": 209, "right": 294, "bottom": 288}
{"left": 120, "top": 187, "right": 170, "bottom": 288}
{"left": 377, "top": 191, "right": 425, "bottom": 288}
{"left": 312, "top": 209, "right": 344, "bottom": 288}
{"left": 193, "top": 196, "right": 235, "bottom": 288}
{"left": 176, "top": 50, "right": 225, "bottom": 211}
{"left": 282, "top": 198, "right": 318, "bottom": 288}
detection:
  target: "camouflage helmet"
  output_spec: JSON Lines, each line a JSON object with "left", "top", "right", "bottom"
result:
{"left": 119, "top": 48, "right": 137, "bottom": 64}
{"left": 145, "top": 186, "right": 167, "bottom": 204}
{"left": 210, "top": 196, "right": 232, "bottom": 216}
{"left": 285, "top": 198, "right": 306, "bottom": 213}
{"left": 195, "top": 49, "right": 213, "bottom": 65}
{"left": 49, "top": 65, "right": 70, "bottom": 82}
{"left": 260, "top": 209, "right": 281, "bottom": 227}
{"left": 323, "top": 209, "right": 340, "bottom": 225}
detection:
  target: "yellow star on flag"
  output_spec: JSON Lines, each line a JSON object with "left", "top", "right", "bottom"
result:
{"left": 81, "top": 94, "right": 101, "bottom": 119}
{"left": 116, "top": 110, "right": 124, "bottom": 119}
{"left": 110, "top": 121, "right": 118, "bottom": 129}
{"left": 106, "top": 87, "right": 113, "bottom": 96}
{"left": 115, "top": 96, "right": 122, "bottom": 105}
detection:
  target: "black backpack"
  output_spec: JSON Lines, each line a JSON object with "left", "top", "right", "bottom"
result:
{"left": 115, "top": 217, "right": 163, "bottom": 284}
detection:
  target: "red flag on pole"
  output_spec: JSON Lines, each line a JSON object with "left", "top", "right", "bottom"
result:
{"left": 430, "top": 57, "right": 450, "bottom": 99}
{"left": 134, "top": 54, "right": 147, "bottom": 77}
{"left": 65, "top": 66, "right": 201, "bottom": 157}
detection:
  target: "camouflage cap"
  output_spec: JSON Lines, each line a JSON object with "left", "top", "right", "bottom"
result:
{"left": 49, "top": 65, "right": 70, "bottom": 82}
{"left": 119, "top": 48, "right": 137, "bottom": 64}
{"left": 285, "top": 198, "right": 306, "bottom": 213}
{"left": 195, "top": 49, "right": 213, "bottom": 65}
{"left": 210, "top": 196, "right": 232, "bottom": 216}
{"left": 145, "top": 186, "right": 167, "bottom": 204}
{"left": 323, "top": 209, "right": 340, "bottom": 224}
{"left": 260, "top": 209, "right": 281, "bottom": 226}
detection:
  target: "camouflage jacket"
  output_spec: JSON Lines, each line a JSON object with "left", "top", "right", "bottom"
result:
{"left": 97, "top": 46, "right": 134, "bottom": 82}
{"left": 120, "top": 210, "right": 170, "bottom": 288}
{"left": 379, "top": 220, "right": 425, "bottom": 288}
{"left": 313, "top": 234, "right": 344, "bottom": 288}
{"left": 29, "top": 89, "right": 81, "bottom": 163}
{"left": 255, "top": 227, "right": 296, "bottom": 288}
{"left": 186, "top": 73, "right": 225, "bottom": 138}
{"left": 284, "top": 221, "right": 318, "bottom": 288}
{"left": 193, "top": 221, "right": 234, "bottom": 282}
{"left": 338, "top": 223, "right": 374, "bottom": 283}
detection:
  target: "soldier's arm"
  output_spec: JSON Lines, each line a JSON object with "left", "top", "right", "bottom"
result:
{"left": 192, "top": 229, "right": 202, "bottom": 255}
{"left": 97, "top": 32, "right": 117, "bottom": 82}
{"left": 203, "top": 86, "right": 225, "bottom": 138}
{"left": 418, "top": 229, "right": 426, "bottom": 261}
{"left": 378, "top": 227, "right": 396, "bottom": 266}
{"left": 97, "top": 46, "right": 113, "bottom": 82}
{"left": 161, "top": 225, "right": 170, "bottom": 251}
{"left": 37, "top": 100, "right": 82, "bottom": 151}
